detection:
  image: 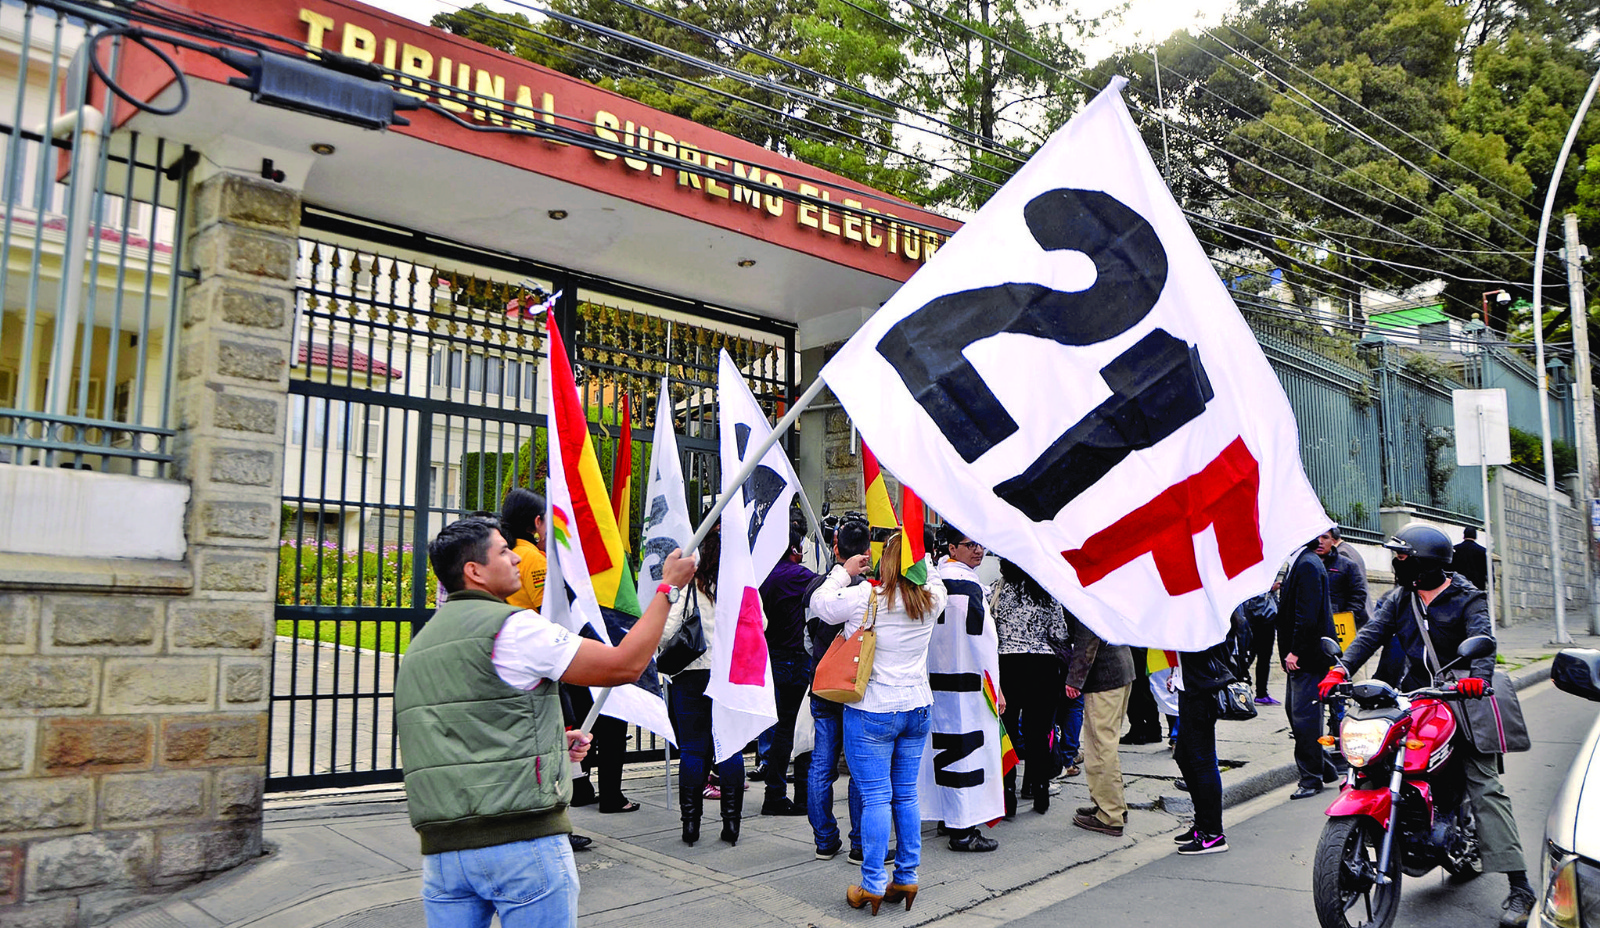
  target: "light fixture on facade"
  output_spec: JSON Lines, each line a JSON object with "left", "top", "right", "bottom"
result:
{"left": 548, "top": 209, "right": 569, "bottom": 220}
{"left": 737, "top": 258, "right": 756, "bottom": 267}
{"left": 310, "top": 142, "right": 336, "bottom": 155}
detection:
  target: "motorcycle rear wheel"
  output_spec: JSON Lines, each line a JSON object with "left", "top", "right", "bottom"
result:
{"left": 1312, "top": 816, "right": 1403, "bottom": 928}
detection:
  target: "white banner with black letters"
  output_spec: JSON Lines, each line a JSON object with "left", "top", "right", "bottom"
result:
{"left": 919, "top": 558, "right": 1004, "bottom": 830}
{"left": 818, "top": 79, "right": 1329, "bottom": 650}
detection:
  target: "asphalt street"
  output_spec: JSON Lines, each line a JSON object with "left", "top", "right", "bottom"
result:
{"left": 997, "top": 679, "right": 1600, "bottom": 928}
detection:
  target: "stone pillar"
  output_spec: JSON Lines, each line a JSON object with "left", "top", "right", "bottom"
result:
{"left": 0, "top": 170, "right": 297, "bottom": 927}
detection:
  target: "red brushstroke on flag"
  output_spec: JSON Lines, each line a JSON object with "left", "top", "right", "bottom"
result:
{"left": 1061, "top": 438, "right": 1263, "bottom": 595}
{"left": 729, "top": 587, "right": 769, "bottom": 686}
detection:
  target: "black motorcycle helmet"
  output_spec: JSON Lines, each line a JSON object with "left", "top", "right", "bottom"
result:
{"left": 1384, "top": 524, "right": 1453, "bottom": 590}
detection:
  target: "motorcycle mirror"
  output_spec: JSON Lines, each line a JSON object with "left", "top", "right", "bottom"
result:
{"left": 1456, "top": 635, "right": 1495, "bottom": 662}
{"left": 1319, "top": 636, "right": 1343, "bottom": 659}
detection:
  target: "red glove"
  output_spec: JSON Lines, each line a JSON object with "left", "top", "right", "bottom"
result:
{"left": 1455, "top": 677, "right": 1486, "bottom": 698}
{"left": 1317, "top": 667, "right": 1347, "bottom": 700}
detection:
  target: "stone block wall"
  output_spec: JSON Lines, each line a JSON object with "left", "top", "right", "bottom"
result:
{"left": 0, "top": 172, "right": 296, "bottom": 927}
{"left": 1498, "top": 468, "right": 1590, "bottom": 627}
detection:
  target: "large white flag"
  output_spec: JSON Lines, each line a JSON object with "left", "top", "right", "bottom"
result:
{"left": 919, "top": 558, "right": 1005, "bottom": 829}
{"left": 636, "top": 378, "right": 694, "bottom": 607}
{"left": 706, "top": 350, "right": 794, "bottom": 761}
{"left": 818, "top": 80, "right": 1328, "bottom": 650}
{"left": 543, "top": 323, "right": 674, "bottom": 744}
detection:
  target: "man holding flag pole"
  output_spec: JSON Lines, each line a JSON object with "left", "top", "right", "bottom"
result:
{"left": 393, "top": 515, "right": 694, "bottom": 928}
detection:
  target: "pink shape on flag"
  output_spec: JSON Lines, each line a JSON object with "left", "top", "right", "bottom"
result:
{"left": 729, "top": 586, "right": 769, "bottom": 686}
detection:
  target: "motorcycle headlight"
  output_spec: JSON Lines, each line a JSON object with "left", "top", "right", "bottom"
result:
{"left": 1339, "top": 718, "right": 1393, "bottom": 768}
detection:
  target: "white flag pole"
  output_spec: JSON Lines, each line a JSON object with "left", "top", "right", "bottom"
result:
{"left": 579, "top": 375, "right": 828, "bottom": 733}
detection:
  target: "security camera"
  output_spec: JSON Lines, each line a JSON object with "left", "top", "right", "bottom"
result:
{"left": 1496, "top": 291, "right": 1511, "bottom": 305}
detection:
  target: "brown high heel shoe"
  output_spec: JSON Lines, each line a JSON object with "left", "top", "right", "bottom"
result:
{"left": 846, "top": 885, "right": 884, "bottom": 915}
{"left": 883, "top": 883, "right": 918, "bottom": 911}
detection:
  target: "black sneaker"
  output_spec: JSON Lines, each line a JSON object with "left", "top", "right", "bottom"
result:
{"left": 847, "top": 847, "right": 897, "bottom": 863}
{"left": 815, "top": 842, "right": 841, "bottom": 861}
{"left": 948, "top": 830, "right": 999, "bottom": 852}
{"left": 1172, "top": 826, "right": 1199, "bottom": 845}
{"left": 1499, "top": 885, "right": 1536, "bottom": 928}
{"left": 761, "top": 797, "right": 807, "bottom": 816}
{"left": 1176, "top": 833, "right": 1228, "bottom": 855}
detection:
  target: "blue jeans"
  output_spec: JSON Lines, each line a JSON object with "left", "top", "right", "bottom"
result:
{"left": 844, "top": 705, "right": 930, "bottom": 895}
{"left": 1056, "top": 692, "right": 1084, "bottom": 764}
{"left": 421, "top": 835, "right": 579, "bottom": 928}
{"left": 808, "top": 696, "right": 861, "bottom": 853}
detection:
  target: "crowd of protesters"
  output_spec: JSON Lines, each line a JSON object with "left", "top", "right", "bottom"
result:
{"left": 396, "top": 498, "right": 1534, "bottom": 927}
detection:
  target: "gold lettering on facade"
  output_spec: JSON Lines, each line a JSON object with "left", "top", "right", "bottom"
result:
{"left": 398, "top": 44, "right": 432, "bottom": 100}
{"left": 299, "top": 9, "right": 334, "bottom": 55}
{"left": 704, "top": 155, "right": 730, "bottom": 198}
{"left": 594, "top": 110, "right": 621, "bottom": 161}
{"left": 864, "top": 208, "right": 884, "bottom": 247}
{"left": 473, "top": 69, "right": 505, "bottom": 124}
{"left": 841, "top": 198, "right": 863, "bottom": 242}
{"left": 819, "top": 190, "right": 841, "bottom": 236}
{"left": 732, "top": 164, "right": 762, "bottom": 209}
{"left": 341, "top": 23, "right": 376, "bottom": 62}
{"left": 677, "top": 143, "right": 702, "bottom": 188}
{"left": 797, "top": 183, "right": 821, "bottom": 228}
{"left": 762, "top": 174, "right": 784, "bottom": 217}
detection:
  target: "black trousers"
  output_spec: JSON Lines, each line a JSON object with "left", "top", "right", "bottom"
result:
{"left": 999, "top": 653, "right": 1065, "bottom": 798}
{"left": 765, "top": 646, "right": 810, "bottom": 804}
{"left": 1285, "top": 669, "right": 1338, "bottom": 789}
{"left": 1175, "top": 687, "right": 1223, "bottom": 836}
{"left": 565, "top": 684, "right": 628, "bottom": 807}
{"left": 1250, "top": 618, "right": 1277, "bottom": 697}
{"left": 1126, "top": 648, "right": 1161, "bottom": 738}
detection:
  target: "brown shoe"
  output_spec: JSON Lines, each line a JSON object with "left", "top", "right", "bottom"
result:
{"left": 1076, "top": 804, "right": 1100, "bottom": 817}
{"left": 1073, "top": 813, "right": 1124, "bottom": 837}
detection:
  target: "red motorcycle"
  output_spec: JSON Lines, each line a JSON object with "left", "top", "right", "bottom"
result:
{"left": 1311, "top": 634, "right": 1497, "bottom": 928}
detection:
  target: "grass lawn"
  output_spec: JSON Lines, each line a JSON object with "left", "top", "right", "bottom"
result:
{"left": 275, "top": 618, "right": 413, "bottom": 655}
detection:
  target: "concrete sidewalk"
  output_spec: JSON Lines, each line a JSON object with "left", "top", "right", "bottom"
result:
{"left": 109, "top": 622, "right": 1599, "bottom": 928}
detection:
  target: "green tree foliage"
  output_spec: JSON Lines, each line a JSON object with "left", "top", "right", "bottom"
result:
{"left": 431, "top": 1, "right": 930, "bottom": 201}
{"left": 1093, "top": 0, "right": 1597, "bottom": 329}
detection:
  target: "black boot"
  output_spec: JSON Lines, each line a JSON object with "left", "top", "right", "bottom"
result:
{"left": 720, "top": 781, "right": 743, "bottom": 846}
{"left": 679, "top": 782, "right": 702, "bottom": 846}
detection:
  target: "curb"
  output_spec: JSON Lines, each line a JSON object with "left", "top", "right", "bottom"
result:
{"left": 1185, "top": 655, "right": 1558, "bottom": 816}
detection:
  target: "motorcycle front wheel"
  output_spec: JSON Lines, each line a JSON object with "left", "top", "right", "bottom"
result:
{"left": 1312, "top": 816, "right": 1403, "bottom": 928}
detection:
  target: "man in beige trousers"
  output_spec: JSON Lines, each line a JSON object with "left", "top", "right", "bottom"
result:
{"left": 1064, "top": 612, "right": 1136, "bottom": 837}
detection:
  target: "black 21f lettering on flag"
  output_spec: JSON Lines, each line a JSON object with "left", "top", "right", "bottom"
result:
{"left": 876, "top": 189, "right": 1213, "bottom": 522}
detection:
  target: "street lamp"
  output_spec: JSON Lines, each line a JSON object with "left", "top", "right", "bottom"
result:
{"left": 1482, "top": 288, "right": 1511, "bottom": 326}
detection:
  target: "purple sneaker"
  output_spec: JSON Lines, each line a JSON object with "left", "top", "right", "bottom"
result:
{"left": 1255, "top": 694, "right": 1280, "bottom": 706}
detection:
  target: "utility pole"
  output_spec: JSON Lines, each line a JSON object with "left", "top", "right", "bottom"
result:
{"left": 1564, "top": 213, "right": 1598, "bottom": 635}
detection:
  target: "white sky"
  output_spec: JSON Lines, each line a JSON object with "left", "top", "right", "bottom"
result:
{"left": 368, "top": 0, "right": 1243, "bottom": 68}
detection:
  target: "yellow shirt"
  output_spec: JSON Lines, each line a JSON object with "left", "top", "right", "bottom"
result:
{"left": 507, "top": 539, "right": 547, "bottom": 610}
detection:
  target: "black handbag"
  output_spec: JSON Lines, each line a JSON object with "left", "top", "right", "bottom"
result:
{"left": 1213, "top": 680, "right": 1259, "bottom": 721}
{"left": 656, "top": 584, "right": 706, "bottom": 676}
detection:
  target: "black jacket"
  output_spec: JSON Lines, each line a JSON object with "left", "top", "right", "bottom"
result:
{"left": 1325, "top": 544, "right": 1370, "bottom": 627}
{"left": 1452, "top": 540, "right": 1488, "bottom": 591}
{"left": 1278, "top": 547, "right": 1335, "bottom": 673}
{"left": 1179, "top": 611, "right": 1248, "bottom": 692}
{"left": 1342, "top": 572, "right": 1495, "bottom": 690}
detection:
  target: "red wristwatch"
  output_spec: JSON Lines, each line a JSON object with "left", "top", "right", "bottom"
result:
{"left": 657, "top": 583, "right": 682, "bottom": 604}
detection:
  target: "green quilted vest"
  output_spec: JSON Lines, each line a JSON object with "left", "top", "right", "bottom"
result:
{"left": 395, "top": 591, "right": 572, "bottom": 854}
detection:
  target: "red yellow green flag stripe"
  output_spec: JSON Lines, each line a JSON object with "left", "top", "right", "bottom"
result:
{"left": 900, "top": 483, "right": 927, "bottom": 585}
{"left": 861, "top": 442, "right": 898, "bottom": 568}
{"left": 610, "top": 393, "right": 633, "bottom": 555}
{"left": 546, "top": 310, "right": 641, "bottom": 616}
{"left": 982, "top": 669, "right": 1018, "bottom": 776}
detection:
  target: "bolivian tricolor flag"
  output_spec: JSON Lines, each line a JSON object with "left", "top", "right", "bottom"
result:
{"left": 982, "top": 669, "right": 1018, "bottom": 776}
{"left": 543, "top": 311, "right": 672, "bottom": 742}
{"left": 900, "top": 483, "right": 927, "bottom": 585}
{"left": 610, "top": 393, "right": 633, "bottom": 555}
{"left": 862, "top": 442, "right": 898, "bottom": 568}
{"left": 546, "top": 312, "right": 641, "bottom": 618}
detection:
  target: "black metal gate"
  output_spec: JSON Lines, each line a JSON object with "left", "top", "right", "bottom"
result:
{"left": 269, "top": 208, "right": 794, "bottom": 792}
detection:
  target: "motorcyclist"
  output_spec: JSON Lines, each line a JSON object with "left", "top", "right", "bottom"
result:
{"left": 1316, "top": 524, "right": 1534, "bottom": 928}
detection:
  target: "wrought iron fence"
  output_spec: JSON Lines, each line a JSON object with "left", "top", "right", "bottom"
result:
{"left": 0, "top": 3, "right": 190, "bottom": 474}
{"left": 269, "top": 218, "right": 793, "bottom": 791}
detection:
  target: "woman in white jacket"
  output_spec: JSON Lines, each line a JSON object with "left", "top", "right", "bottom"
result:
{"left": 811, "top": 532, "right": 945, "bottom": 916}
{"left": 660, "top": 528, "right": 748, "bottom": 847}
